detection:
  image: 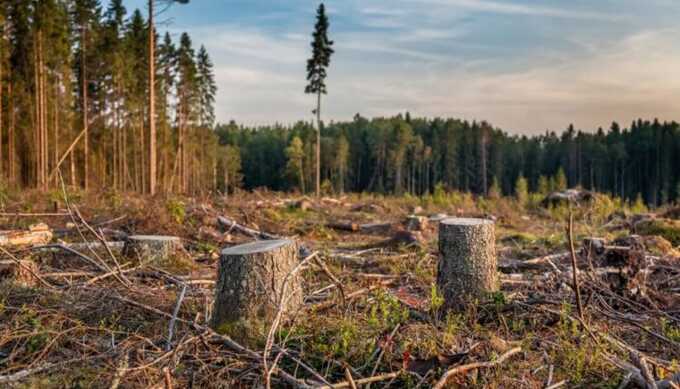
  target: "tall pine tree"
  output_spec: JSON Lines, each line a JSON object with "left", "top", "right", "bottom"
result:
{"left": 305, "top": 3, "right": 333, "bottom": 197}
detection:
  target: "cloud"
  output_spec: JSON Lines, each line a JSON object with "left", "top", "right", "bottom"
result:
{"left": 379, "top": 28, "right": 680, "bottom": 133}
{"left": 414, "top": 0, "right": 623, "bottom": 21}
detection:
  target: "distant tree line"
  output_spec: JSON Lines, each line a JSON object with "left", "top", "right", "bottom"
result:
{"left": 0, "top": 0, "right": 221, "bottom": 194}
{"left": 216, "top": 115, "right": 680, "bottom": 206}
{"left": 2, "top": 2, "right": 679, "bottom": 206}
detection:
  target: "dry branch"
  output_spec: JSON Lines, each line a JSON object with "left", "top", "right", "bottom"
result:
{"left": 217, "top": 215, "right": 280, "bottom": 240}
{"left": 432, "top": 347, "right": 522, "bottom": 389}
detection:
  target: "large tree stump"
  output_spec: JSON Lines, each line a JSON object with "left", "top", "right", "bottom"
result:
{"left": 210, "top": 239, "right": 302, "bottom": 340}
{"left": 123, "top": 235, "right": 182, "bottom": 263}
{"left": 437, "top": 218, "right": 498, "bottom": 309}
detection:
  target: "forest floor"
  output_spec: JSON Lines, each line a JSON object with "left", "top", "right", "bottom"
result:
{"left": 0, "top": 188, "right": 678, "bottom": 388}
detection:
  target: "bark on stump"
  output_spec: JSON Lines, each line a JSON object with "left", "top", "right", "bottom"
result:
{"left": 210, "top": 239, "right": 302, "bottom": 342}
{"left": 123, "top": 235, "right": 182, "bottom": 264}
{"left": 437, "top": 218, "right": 498, "bottom": 309}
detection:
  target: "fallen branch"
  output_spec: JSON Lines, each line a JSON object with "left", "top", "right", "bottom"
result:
{"left": 166, "top": 284, "right": 188, "bottom": 351}
{"left": 313, "top": 279, "right": 397, "bottom": 312}
{"left": 217, "top": 216, "right": 280, "bottom": 240}
{"left": 313, "top": 256, "right": 346, "bottom": 307}
{"left": 0, "top": 355, "right": 106, "bottom": 384}
{"left": 0, "top": 212, "right": 69, "bottom": 217}
{"left": 432, "top": 347, "right": 522, "bottom": 389}
{"left": 315, "top": 371, "right": 402, "bottom": 389}
{"left": 567, "top": 210, "right": 584, "bottom": 320}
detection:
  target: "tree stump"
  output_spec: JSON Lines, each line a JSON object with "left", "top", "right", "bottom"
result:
{"left": 123, "top": 235, "right": 182, "bottom": 263}
{"left": 0, "top": 260, "right": 39, "bottom": 287}
{"left": 437, "top": 218, "right": 498, "bottom": 309}
{"left": 210, "top": 239, "right": 302, "bottom": 340}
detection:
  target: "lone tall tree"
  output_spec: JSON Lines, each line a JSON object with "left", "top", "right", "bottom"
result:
{"left": 305, "top": 3, "right": 333, "bottom": 197}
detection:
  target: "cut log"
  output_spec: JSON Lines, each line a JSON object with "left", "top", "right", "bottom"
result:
{"left": 0, "top": 223, "right": 53, "bottom": 247}
{"left": 123, "top": 235, "right": 182, "bottom": 263}
{"left": 0, "top": 260, "right": 39, "bottom": 287}
{"left": 292, "top": 199, "right": 313, "bottom": 211}
{"left": 210, "top": 239, "right": 302, "bottom": 340}
{"left": 541, "top": 189, "right": 594, "bottom": 207}
{"left": 325, "top": 221, "right": 393, "bottom": 234}
{"left": 359, "top": 222, "right": 393, "bottom": 234}
{"left": 437, "top": 218, "right": 498, "bottom": 309}
{"left": 351, "top": 203, "right": 383, "bottom": 213}
{"left": 327, "top": 221, "right": 360, "bottom": 232}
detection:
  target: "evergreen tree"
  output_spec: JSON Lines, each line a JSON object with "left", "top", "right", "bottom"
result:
{"left": 488, "top": 177, "right": 501, "bottom": 199}
{"left": 221, "top": 144, "right": 242, "bottom": 195}
{"left": 175, "top": 32, "right": 197, "bottom": 193}
{"left": 555, "top": 167, "right": 568, "bottom": 191}
{"left": 305, "top": 2, "right": 334, "bottom": 198}
{"left": 286, "top": 136, "right": 305, "bottom": 193}
{"left": 334, "top": 134, "right": 349, "bottom": 193}
{"left": 196, "top": 45, "right": 216, "bottom": 128}
{"left": 515, "top": 174, "right": 528, "bottom": 206}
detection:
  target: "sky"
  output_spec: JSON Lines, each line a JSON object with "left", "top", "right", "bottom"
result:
{"left": 121, "top": 0, "right": 680, "bottom": 134}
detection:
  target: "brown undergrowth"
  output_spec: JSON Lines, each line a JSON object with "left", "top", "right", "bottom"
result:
{"left": 0, "top": 189, "right": 678, "bottom": 388}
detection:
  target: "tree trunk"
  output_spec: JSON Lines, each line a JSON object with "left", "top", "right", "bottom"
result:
{"left": 437, "top": 218, "right": 498, "bottom": 309}
{"left": 53, "top": 80, "right": 59, "bottom": 187}
{"left": 138, "top": 121, "right": 144, "bottom": 192}
{"left": 480, "top": 130, "right": 488, "bottom": 195}
{"left": 316, "top": 91, "right": 321, "bottom": 197}
{"left": 223, "top": 160, "right": 228, "bottom": 196}
{"left": 0, "top": 53, "right": 3, "bottom": 180}
{"left": 82, "top": 27, "right": 89, "bottom": 190}
{"left": 148, "top": 0, "right": 157, "bottom": 195}
{"left": 8, "top": 82, "right": 14, "bottom": 185}
{"left": 210, "top": 239, "right": 302, "bottom": 340}
{"left": 33, "top": 34, "right": 40, "bottom": 187}
{"left": 40, "top": 33, "right": 47, "bottom": 189}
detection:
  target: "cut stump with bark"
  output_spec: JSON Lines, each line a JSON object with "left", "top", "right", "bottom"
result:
{"left": 437, "top": 218, "right": 498, "bottom": 310}
{"left": 123, "top": 235, "right": 182, "bottom": 264}
{"left": 210, "top": 239, "right": 302, "bottom": 340}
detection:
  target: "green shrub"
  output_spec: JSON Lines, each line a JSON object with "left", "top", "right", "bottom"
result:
{"left": 166, "top": 198, "right": 186, "bottom": 224}
{"left": 636, "top": 219, "right": 680, "bottom": 246}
